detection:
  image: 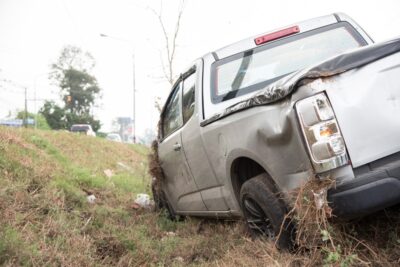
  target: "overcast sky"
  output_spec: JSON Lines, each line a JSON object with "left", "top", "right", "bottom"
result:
{"left": 1, "top": 0, "right": 399, "bottom": 136}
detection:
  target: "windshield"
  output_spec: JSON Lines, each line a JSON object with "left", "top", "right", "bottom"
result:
{"left": 211, "top": 23, "right": 366, "bottom": 103}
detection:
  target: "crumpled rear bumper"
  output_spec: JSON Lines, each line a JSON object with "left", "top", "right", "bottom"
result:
{"left": 328, "top": 153, "right": 400, "bottom": 218}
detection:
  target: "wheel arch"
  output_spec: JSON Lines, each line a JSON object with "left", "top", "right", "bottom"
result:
{"left": 228, "top": 150, "right": 280, "bottom": 206}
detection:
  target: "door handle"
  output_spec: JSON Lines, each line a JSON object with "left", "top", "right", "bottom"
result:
{"left": 173, "top": 143, "right": 181, "bottom": 151}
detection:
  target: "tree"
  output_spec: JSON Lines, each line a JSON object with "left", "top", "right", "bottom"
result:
{"left": 41, "top": 46, "right": 102, "bottom": 131}
{"left": 149, "top": 0, "right": 185, "bottom": 86}
{"left": 40, "top": 101, "right": 67, "bottom": 130}
{"left": 60, "top": 68, "right": 100, "bottom": 116}
{"left": 149, "top": 0, "right": 186, "bottom": 112}
{"left": 51, "top": 45, "right": 95, "bottom": 76}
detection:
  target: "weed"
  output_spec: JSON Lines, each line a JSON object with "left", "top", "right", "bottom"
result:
{"left": 157, "top": 210, "right": 180, "bottom": 232}
{"left": 51, "top": 177, "right": 86, "bottom": 209}
{"left": 70, "top": 166, "right": 108, "bottom": 189}
{"left": 95, "top": 236, "right": 127, "bottom": 262}
{"left": 0, "top": 225, "right": 35, "bottom": 265}
{"left": 29, "top": 134, "right": 67, "bottom": 165}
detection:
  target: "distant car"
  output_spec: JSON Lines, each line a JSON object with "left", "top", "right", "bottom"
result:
{"left": 70, "top": 124, "right": 96, "bottom": 137}
{"left": 106, "top": 133, "right": 122, "bottom": 142}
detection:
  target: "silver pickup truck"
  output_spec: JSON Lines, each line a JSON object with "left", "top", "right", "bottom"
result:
{"left": 153, "top": 13, "right": 400, "bottom": 248}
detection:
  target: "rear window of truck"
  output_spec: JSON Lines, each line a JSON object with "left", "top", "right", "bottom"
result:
{"left": 210, "top": 22, "right": 367, "bottom": 103}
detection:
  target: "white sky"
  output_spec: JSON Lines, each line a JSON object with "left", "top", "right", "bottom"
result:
{"left": 1, "top": 0, "right": 399, "bottom": 137}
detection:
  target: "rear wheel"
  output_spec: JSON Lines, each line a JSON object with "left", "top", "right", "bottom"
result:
{"left": 240, "top": 173, "right": 293, "bottom": 250}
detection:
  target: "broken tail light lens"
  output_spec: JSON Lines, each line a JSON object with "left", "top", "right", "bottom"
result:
{"left": 296, "top": 93, "right": 349, "bottom": 173}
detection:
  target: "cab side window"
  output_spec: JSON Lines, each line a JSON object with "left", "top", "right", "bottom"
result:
{"left": 182, "top": 71, "right": 196, "bottom": 124}
{"left": 162, "top": 83, "right": 183, "bottom": 138}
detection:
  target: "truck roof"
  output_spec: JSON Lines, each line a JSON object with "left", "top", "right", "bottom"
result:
{"left": 207, "top": 13, "right": 371, "bottom": 61}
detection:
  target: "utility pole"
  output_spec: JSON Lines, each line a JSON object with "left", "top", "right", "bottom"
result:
{"left": 34, "top": 83, "right": 37, "bottom": 129}
{"left": 132, "top": 53, "right": 136, "bottom": 143}
{"left": 24, "top": 87, "right": 28, "bottom": 128}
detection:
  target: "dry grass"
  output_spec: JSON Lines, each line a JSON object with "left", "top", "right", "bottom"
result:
{"left": 1, "top": 126, "right": 400, "bottom": 266}
{"left": 275, "top": 178, "right": 400, "bottom": 266}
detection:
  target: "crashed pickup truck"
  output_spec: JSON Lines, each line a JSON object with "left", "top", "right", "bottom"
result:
{"left": 154, "top": 13, "right": 400, "bottom": 248}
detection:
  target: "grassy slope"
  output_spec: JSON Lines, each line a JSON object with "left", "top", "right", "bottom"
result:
{"left": 1, "top": 127, "right": 400, "bottom": 266}
{"left": 0, "top": 127, "right": 150, "bottom": 266}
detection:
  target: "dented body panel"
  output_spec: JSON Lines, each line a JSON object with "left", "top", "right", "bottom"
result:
{"left": 199, "top": 100, "right": 313, "bottom": 215}
{"left": 325, "top": 52, "right": 400, "bottom": 167}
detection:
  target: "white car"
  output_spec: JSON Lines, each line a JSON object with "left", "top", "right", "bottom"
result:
{"left": 106, "top": 133, "right": 122, "bottom": 142}
{"left": 70, "top": 124, "right": 96, "bottom": 137}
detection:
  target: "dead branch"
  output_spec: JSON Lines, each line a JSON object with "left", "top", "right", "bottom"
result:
{"left": 148, "top": 0, "right": 186, "bottom": 85}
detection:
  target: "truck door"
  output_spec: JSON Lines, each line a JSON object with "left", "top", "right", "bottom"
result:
{"left": 158, "top": 81, "right": 207, "bottom": 212}
{"left": 180, "top": 65, "right": 229, "bottom": 211}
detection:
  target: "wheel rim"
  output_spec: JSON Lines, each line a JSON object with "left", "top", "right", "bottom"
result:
{"left": 243, "top": 196, "right": 275, "bottom": 239}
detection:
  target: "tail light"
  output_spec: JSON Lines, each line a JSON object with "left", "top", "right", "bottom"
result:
{"left": 254, "top": 26, "right": 300, "bottom": 45}
{"left": 296, "top": 93, "right": 349, "bottom": 173}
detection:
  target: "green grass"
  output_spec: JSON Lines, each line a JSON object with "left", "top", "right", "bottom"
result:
{"left": 0, "top": 127, "right": 153, "bottom": 265}
{"left": 0, "top": 225, "right": 37, "bottom": 265}
{"left": 1, "top": 127, "right": 400, "bottom": 266}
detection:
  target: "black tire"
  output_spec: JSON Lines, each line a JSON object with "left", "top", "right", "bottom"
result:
{"left": 240, "top": 173, "right": 293, "bottom": 250}
{"left": 151, "top": 181, "right": 179, "bottom": 221}
{"left": 151, "top": 182, "right": 163, "bottom": 211}
{"left": 162, "top": 193, "right": 178, "bottom": 221}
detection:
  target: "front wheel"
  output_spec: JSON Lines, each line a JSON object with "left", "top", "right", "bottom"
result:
{"left": 152, "top": 184, "right": 178, "bottom": 221}
{"left": 240, "top": 173, "right": 293, "bottom": 250}
{"left": 162, "top": 193, "right": 178, "bottom": 221}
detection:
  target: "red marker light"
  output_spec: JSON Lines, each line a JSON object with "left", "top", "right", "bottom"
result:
{"left": 254, "top": 26, "right": 300, "bottom": 45}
